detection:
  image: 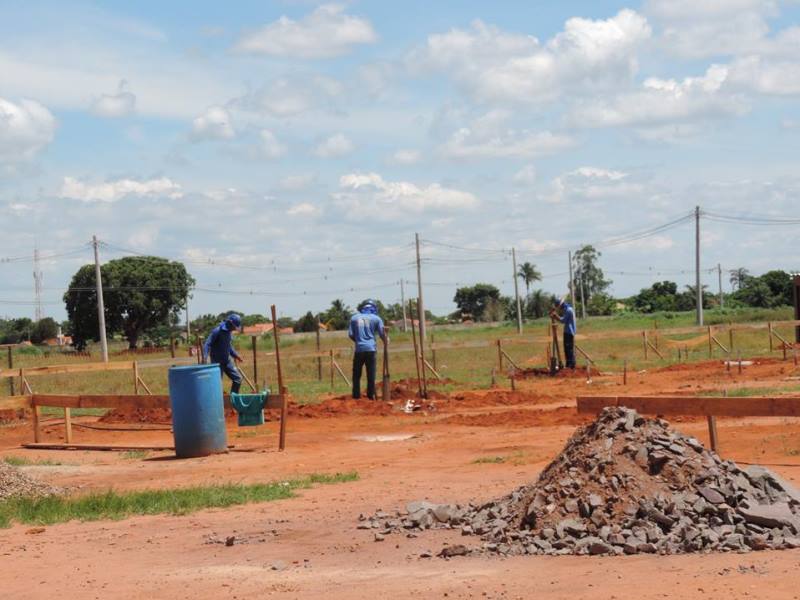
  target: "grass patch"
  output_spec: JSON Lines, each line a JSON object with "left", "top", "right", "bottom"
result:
{"left": 0, "top": 471, "right": 358, "bottom": 528}
{"left": 472, "top": 455, "right": 506, "bottom": 464}
{"left": 41, "top": 407, "right": 108, "bottom": 418}
{"left": 121, "top": 450, "right": 149, "bottom": 460}
{"left": 2, "top": 455, "right": 63, "bottom": 467}
{"left": 700, "top": 386, "right": 800, "bottom": 397}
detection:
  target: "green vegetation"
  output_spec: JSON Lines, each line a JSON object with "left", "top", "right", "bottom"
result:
{"left": 472, "top": 455, "right": 506, "bottom": 464}
{"left": 121, "top": 450, "right": 149, "bottom": 460}
{"left": 2, "top": 456, "right": 64, "bottom": 467}
{"left": 0, "top": 471, "right": 358, "bottom": 528}
{"left": 700, "top": 385, "right": 800, "bottom": 398}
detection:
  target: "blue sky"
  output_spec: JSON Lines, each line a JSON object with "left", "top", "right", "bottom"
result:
{"left": 1, "top": 0, "right": 799, "bottom": 321}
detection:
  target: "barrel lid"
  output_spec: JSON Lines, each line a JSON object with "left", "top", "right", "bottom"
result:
{"left": 168, "top": 364, "right": 219, "bottom": 372}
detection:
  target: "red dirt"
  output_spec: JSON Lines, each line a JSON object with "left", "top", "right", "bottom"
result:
{"left": 2, "top": 356, "right": 800, "bottom": 598}
{"left": 440, "top": 406, "right": 591, "bottom": 428}
{"left": 515, "top": 365, "right": 601, "bottom": 378}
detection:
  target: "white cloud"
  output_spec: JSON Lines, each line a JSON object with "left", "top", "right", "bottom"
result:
{"left": 313, "top": 133, "right": 354, "bottom": 158}
{"left": 389, "top": 149, "right": 421, "bottom": 165}
{"left": 90, "top": 80, "right": 136, "bottom": 117}
{"left": 279, "top": 173, "right": 316, "bottom": 191}
{"left": 286, "top": 202, "right": 320, "bottom": 217}
{"left": 570, "top": 65, "right": 749, "bottom": 129}
{"left": 544, "top": 167, "right": 644, "bottom": 203}
{"left": 237, "top": 75, "right": 343, "bottom": 118}
{"left": 127, "top": 227, "right": 159, "bottom": 249}
{"left": 414, "top": 10, "right": 651, "bottom": 104}
{"left": 513, "top": 165, "right": 537, "bottom": 185}
{"left": 441, "top": 126, "right": 574, "bottom": 159}
{"left": 0, "top": 97, "right": 56, "bottom": 163}
{"left": 259, "top": 130, "right": 287, "bottom": 159}
{"left": 59, "top": 176, "right": 183, "bottom": 202}
{"left": 727, "top": 56, "right": 800, "bottom": 96}
{"left": 333, "top": 173, "right": 478, "bottom": 219}
{"left": 234, "top": 4, "right": 376, "bottom": 59}
{"left": 191, "top": 106, "right": 235, "bottom": 141}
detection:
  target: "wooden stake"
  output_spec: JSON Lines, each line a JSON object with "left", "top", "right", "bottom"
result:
{"left": 707, "top": 415, "right": 719, "bottom": 453}
{"left": 729, "top": 322, "right": 734, "bottom": 351}
{"left": 769, "top": 322, "right": 774, "bottom": 352}
{"left": 738, "top": 351, "right": 743, "bottom": 375}
{"left": 382, "top": 336, "right": 390, "bottom": 402}
{"left": 642, "top": 331, "right": 648, "bottom": 360}
{"left": 32, "top": 403, "right": 41, "bottom": 443}
{"left": 410, "top": 310, "right": 424, "bottom": 399}
{"left": 64, "top": 407, "right": 72, "bottom": 444}
{"left": 491, "top": 367, "right": 497, "bottom": 388}
{"left": 329, "top": 349, "right": 334, "bottom": 390}
{"left": 133, "top": 361, "right": 140, "bottom": 394}
{"left": 430, "top": 330, "right": 437, "bottom": 372}
{"left": 794, "top": 346, "right": 798, "bottom": 367}
{"left": 510, "top": 372, "right": 516, "bottom": 391}
{"left": 251, "top": 336, "right": 259, "bottom": 391}
{"left": 497, "top": 339, "right": 503, "bottom": 371}
{"left": 316, "top": 318, "right": 323, "bottom": 381}
{"left": 270, "top": 304, "right": 288, "bottom": 451}
{"left": 623, "top": 359, "right": 627, "bottom": 385}
{"left": 170, "top": 335, "right": 176, "bottom": 359}
{"left": 7, "top": 346, "right": 14, "bottom": 396}
{"left": 707, "top": 326, "right": 713, "bottom": 358}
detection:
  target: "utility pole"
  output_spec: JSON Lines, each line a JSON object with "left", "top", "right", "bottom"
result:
{"left": 579, "top": 277, "right": 587, "bottom": 319}
{"left": 695, "top": 206, "right": 703, "bottom": 326}
{"left": 717, "top": 263, "right": 724, "bottom": 310}
{"left": 33, "top": 246, "right": 43, "bottom": 322}
{"left": 92, "top": 235, "right": 109, "bottom": 362}
{"left": 568, "top": 251, "right": 575, "bottom": 309}
{"left": 185, "top": 293, "right": 191, "bottom": 340}
{"left": 400, "top": 279, "right": 407, "bottom": 332}
{"left": 415, "top": 233, "right": 426, "bottom": 347}
{"left": 512, "top": 247, "right": 523, "bottom": 334}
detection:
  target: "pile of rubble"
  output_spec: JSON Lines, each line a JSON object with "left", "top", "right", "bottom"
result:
{"left": 359, "top": 407, "right": 800, "bottom": 556}
{"left": 0, "top": 462, "right": 62, "bottom": 500}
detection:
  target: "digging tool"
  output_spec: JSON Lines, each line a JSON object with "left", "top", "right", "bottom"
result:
{"left": 381, "top": 335, "right": 390, "bottom": 402}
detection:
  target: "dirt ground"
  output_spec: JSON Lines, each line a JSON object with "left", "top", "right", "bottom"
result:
{"left": 2, "top": 358, "right": 800, "bottom": 599}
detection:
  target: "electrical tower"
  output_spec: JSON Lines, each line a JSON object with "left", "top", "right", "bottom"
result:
{"left": 33, "top": 246, "right": 43, "bottom": 321}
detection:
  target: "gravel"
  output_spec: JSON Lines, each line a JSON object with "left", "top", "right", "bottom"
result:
{"left": 358, "top": 407, "right": 800, "bottom": 557}
{"left": 0, "top": 462, "right": 62, "bottom": 500}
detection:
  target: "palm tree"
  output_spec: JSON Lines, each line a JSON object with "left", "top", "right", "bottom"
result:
{"left": 729, "top": 268, "right": 750, "bottom": 291}
{"left": 517, "top": 261, "right": 542, "bottom": 296}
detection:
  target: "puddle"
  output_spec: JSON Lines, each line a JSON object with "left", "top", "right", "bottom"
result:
{"left": 350, "top": 434, "right": 418, "bottom": 443}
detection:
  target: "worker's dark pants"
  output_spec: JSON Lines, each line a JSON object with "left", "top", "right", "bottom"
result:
{"left": 352, "top": 351, "right": 377, "bottom": 400}
{"left": 215, "top": 358, "right": 242, "bottom": 394}
{"left": 564, "top": 333, "right": 576, "bottom": 369}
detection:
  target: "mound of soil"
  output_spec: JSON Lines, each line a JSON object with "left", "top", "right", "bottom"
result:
{"left": 362, "top": 407, "right": 800, "bottom": 556}
{"left": 440, "top": 407, "right": 589, "bottom": 428}
{"left": 442, "top": 390, "right": 555, "bottom": 409}
{"left": 515, "top": 366, "right": 600, "bottom": 379}
{"left": 284, "top": 398, "right": 395, "bottom": 419}
{"left": 0, "top": 463, "right": 62, "bottom": 500}
{"left": 100, "top": 407, "right": 173, "bottom": 425}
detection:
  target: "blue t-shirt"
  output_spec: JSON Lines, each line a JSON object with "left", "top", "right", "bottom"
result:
{"left": 348, "top": 311, "right": 385, "bottom": 353}
{"left": 559, "top": 303, "right": 577, "bottom": 336}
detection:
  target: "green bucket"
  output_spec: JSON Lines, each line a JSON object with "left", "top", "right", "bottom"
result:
{"left": 230, "top": 391, "right": 268, "bottom": 426}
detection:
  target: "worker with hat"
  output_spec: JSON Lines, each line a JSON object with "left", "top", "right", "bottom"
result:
{"left": 348, "top": 299, "right": 386, "bottom": 400}
{"left": 203, "top": 313, "right": 244, "bottom": 394}
{"left": 551, "top": 300, "right": 577, "bottom": 369}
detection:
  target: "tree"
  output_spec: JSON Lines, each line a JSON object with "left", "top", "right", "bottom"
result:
{"left": 0, "top": 318, "right": 33, "bottom": 344}
{"left": 729, "top": 268, "right": 751, "bottom": 291}
{"left": 572, "top": 245, "right": 611, "bottom": 301}
{"left": 517, "top": 262, "right": 542, "bottom": 296}
{"left": 525, "top": 289, "right": 558, "bottom": 319}
{"left": 64, "top": 256, "right": 195, "bottom": 349}
{"left": 294, "top": 311, "right": 318, "bottom": 333}
{"left": 453, "top": 284, "right": 501, "bottom": 321}
{"left": 320, "top": 299, "right": 351, "bottom": 330}
{"left": 631, "top": 281, "right": 679, "bottom": 313}
{"left": 30, "top": 318, "right": 59, "bottom": 344}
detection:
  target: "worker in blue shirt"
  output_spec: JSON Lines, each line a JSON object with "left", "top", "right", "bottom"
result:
{"left": 551, "top": 300, "right": 577, "bottom": 369}
{"left": 203, "top": 313, "right": 244, "bottom": 394}
{"left": 348, "top": 300, "right": 386, "bottom": 400}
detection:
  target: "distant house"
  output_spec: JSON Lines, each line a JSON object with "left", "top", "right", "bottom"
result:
{"left": 242, "top": 323, "right": 274, "bottom": 335}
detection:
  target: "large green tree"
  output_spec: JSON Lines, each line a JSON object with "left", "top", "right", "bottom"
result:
{"left": 453, "top": 284, "right": 501, "bottom": 321}
{"left": 572, "top": 245, "right": 612, "bottom": 301}
{"left": 64, "top": 256, "right": 194, "bottom": 349}
{"left": 30, "top": 318, "right": 60, "bottom": 344}
{"left": 320, "top": 299, "right": 351, "bottom": 330}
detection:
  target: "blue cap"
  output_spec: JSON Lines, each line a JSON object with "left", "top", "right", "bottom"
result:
{"left": 226, "top": 313, "right": 242, "bottom": 330}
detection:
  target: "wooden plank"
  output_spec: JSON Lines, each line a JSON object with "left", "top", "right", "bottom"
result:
{"left": 32, "top": 394, "right": 171, "bottom": 410}
{"left": 64, "top": 407, "right": 73, "bottom": 444}
{"left": 23, "top": 443, "right": 175, "bottom": 452}
{"left": 577, "top": 395, "right": 800, "bottom": 417}
{"left": 0, "top": 395, "right": 32, "bottom": 410}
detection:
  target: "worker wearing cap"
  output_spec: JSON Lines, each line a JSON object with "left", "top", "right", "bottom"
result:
{"left": 203, "top": 313, "right": 244, "bottom": 394}
{"left": 348, "top": 300, "right": 386, "bottom": 400}
{"left": 552, "top": 300, "right": 577, "bottom": 369}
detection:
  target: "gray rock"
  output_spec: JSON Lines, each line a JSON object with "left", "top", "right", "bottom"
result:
{"left": 697, "top": 486, "right": 725, "bottom": 504}
{"left": 438, "top": 544, "right": 469, "bottom": 558}
{"left": 737, "top": 502, "right": 800, "bottom": 533}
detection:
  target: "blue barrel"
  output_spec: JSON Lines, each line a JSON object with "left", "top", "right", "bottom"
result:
{"left": 168, "top": 364, "right": 228, "bottom": 458}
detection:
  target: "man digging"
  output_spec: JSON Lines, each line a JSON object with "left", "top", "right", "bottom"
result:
{"left": 551, "top": 299, "right": 577, "bottom": 369}
{"left": 348, "top": 299, "right": 386, "bottom": 400}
